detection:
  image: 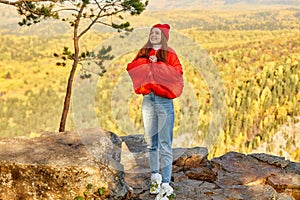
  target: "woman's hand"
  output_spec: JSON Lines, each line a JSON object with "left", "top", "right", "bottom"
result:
{"left": 149, "top": 55, "right": 157, "bottom": 63}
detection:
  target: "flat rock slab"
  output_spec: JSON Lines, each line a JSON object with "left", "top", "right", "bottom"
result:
{"left": 212, "top": 151, "right": 282, "bottom": 186}
{"left": 0, "top": 129, "right": 129, "bottom": 200}
{"left": 249, "top": 153, "right": 290, "bottom": 168}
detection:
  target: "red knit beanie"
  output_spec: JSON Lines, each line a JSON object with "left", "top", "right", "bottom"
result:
{"left": 151, "top": 23, "right": 171, "bottom": 41}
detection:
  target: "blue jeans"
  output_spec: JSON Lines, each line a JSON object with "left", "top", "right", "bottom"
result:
{"left": 142, "top": 92, "right": 174, "bottom": 183}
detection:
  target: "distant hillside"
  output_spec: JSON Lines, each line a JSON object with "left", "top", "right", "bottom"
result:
{"left": 147, "top": 0, "right": 216, "bottom": 10}
{"left": 0, "top": 5, "right": 19, "bottom": 25}
{"left": 0, "top": 0, "right": 300, "bottom": 36}
{"left": 1, "top": 6, "right": 300, "bottom": 36}
{"left": 1, "top": 0, "right": 299, "bottom": 17}
{"left": 147, "top": 0, "right": 300, "bottom": 10}
{"left": 224, "top": 0, "right": 300, "bottom": 5}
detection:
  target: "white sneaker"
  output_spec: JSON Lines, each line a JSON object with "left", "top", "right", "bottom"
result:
{"left": 155, "top": 183, "right": 176, "bottom": 200}
{"left": 150, "top": 173, "right": 162, "bottom": 194}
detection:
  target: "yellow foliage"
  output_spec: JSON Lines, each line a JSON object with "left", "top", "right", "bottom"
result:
{"left": 1, "top": 8, "right": 300, "bottom": 162}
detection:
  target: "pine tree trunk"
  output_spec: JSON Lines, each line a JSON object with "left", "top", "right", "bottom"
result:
{"left": 59, "top": 58, "right": 78, "bottom": 132}
{"left": 59, "top": 6, "right": 83, "bottom": 132}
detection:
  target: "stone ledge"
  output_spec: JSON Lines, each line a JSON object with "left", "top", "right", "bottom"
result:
{"left": 0, "top": 129, "right": 129, "bottom": 200}
{"left": 122, "top": 134, "right": 300, "bottom": 200}
{"left": 0, "top": 131, "right": 299, "bottom": 200}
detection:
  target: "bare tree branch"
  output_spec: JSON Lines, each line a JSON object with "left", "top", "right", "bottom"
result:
{"left": 94, "top": 20, "right": 112, "bottom": 27}
{"left": 54, "top": 8, "right": 79, "bottom": 12}
{"left": 78, "top": 10, "right": 125, "bottom": 38}
{"left": 0, "top": 0, "right": 58, "bottom": 6}
{"left": 77, "top": 1, "right": 103, "bottom": 38}
{"left": 77, "top": 0, "right": 117, "bottom": 38}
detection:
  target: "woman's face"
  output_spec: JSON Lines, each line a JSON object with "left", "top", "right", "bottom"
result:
{"left": 149, "top": 28, "right": 162, "bottom": 45}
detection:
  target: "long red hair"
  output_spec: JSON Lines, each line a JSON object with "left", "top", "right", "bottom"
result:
{"left": 135, "top": 32, "right": 169, "bottom": 63}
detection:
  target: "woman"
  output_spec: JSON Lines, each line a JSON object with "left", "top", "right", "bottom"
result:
{"left": 126, "top": 23, "right": 183, "bottom": 200}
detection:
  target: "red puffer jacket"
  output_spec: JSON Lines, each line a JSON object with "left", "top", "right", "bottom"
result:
{"left": 127, "top": 47, "right": 184, "bottom": 99}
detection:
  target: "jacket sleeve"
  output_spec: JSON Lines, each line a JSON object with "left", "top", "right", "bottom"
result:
{"left": 151, "top": 50, "right": 184, "bottom": 97}
{"left": 126, "top": 57, "right": 151, "bottom": 94}
{"left": 126, "top": 57, "right": 149, "bottom": 71}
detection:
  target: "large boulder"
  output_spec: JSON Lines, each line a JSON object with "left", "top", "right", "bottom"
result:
{"left": 0, "top": 128, "right": 129, "bottom": 200}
